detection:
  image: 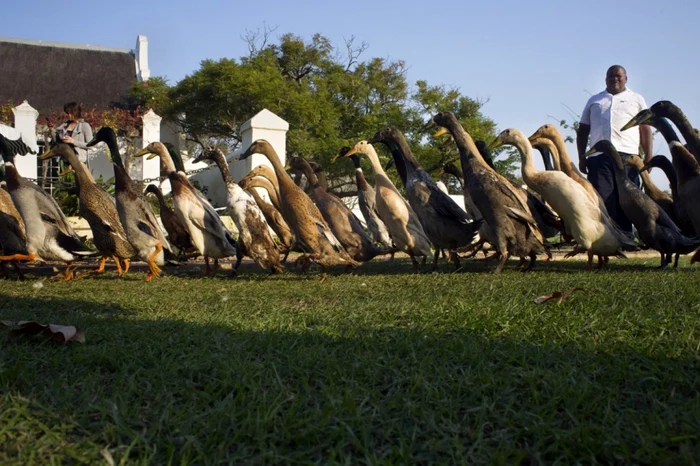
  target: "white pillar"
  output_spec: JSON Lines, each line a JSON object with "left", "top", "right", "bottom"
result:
{"left": 135, "top": 35, "right": 150, "bottom": 82}
{"left": 234, "top": 109, "right": 289, "bottom": 191}
{"left": 12, "top": 101, "right": 39, "bottom": 179}
{"left": 139, "top": 109, "right": 162, "bottom": 181}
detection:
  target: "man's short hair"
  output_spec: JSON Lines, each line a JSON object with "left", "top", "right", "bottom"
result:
{"left": 63, "top": 102, "right": 82, "bottom": 118}
{"left": 607, "top": 65, "right": 627, "bottom": 76}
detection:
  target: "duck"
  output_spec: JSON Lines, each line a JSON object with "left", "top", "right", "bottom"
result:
{"left": 429, "top": 112, "right": 547, "bottom": 272}
{"left": 1, "top": 136, "right": 95, "bottom": 279}
{"left": 40, "top": 143, "right": 135, "bottom": 276}
{"left": 287, "top": 156, "right": 389, "bottom": 263}
{"left": 144, "top": 184, "right": 196, "bottom": 259}
{"left": 621, "top": 101, "right": 700, "bottom": 161}
{"left": 238, "top": 140, "right": 359, "bottom": 281}
{"left": 192, "top": 147, "right": 283, "bottom": 275}
{"left": 339, "top": 141, "right": 432, "bottom": 270}
{"left": 335, "top": 147, "right": 393, "bottom": 251}
{"left": 86, "top": 127, "right": 173, "bottom": 281}
{"left": 369, "top": 127, "right": 481, "bottom": 271}
{"left": 134, "top": 142, "right": 237, "bottom": 273}
{"left": 489, "top": 128, "right": 636, "bottom": 269}
{"left": 586, "top": 140, "right": 700, "bottom": 268}
{"left": 238, "top": 177, "right": 294, "bottom": 251}
{"left": 0, "top": 184, "right": 32, "bottom": 279}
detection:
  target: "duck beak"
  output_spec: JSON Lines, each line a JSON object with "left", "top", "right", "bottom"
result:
{"left": 238, "top": 145, "right": 255, "bottom": 161}
{"left": 432, "top": 127, "right": 449, "bottom": 139}
{"left": 584, "top": 147, "right": 598, "bottom": 157}
{"left": 486, "top": 137, "right": 503, "bottom": 151}
{"left": 59, "top": 167, "right": 74, "bottom": 176}
{"left": 133, "top": 148, "right": 151, "bottom": 158}
{"left": 39, "top": 147, "right": 58, "bottom": 160}
{"left": 86, "top": 135, "right": 99, "bottom": 147}
{"left": 420, "top": 120, "right": 437, "bottom": 133}
{"left": 335, "top": 146, "right": 359, "bottom": 162}
{"left": 621, "top": 109, "right": 653, "bottom": 131}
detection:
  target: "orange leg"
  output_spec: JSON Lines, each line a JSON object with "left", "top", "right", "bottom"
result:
{"left": 146, "top": 243, "right": 163, "bottom": 281}
{"left": 121, "top": 259, "right": 131, "bottom": 275}
{"left": 112, "top": 256, "right": 123, "bottom": 276}
{"left": 0, "top": 253, "right": 36, "bottom": 262}
{"left": 96, "top": 256, "right": 109, "bottom": 273}
{"left": 64, "top": 262, "right": 76, "bottom": 281}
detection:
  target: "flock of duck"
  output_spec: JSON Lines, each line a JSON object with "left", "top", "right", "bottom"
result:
{"left": 1, "top": 100, "right": 700, "bottom": 282}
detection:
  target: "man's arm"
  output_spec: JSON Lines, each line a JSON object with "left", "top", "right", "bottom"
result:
{"left": 576, "top": 123, "right": 591, "bottom": 174}
{"left": 640, "top": 124, "right": 653, "bottom": 164}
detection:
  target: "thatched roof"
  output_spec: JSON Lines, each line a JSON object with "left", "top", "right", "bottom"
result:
{"left": 0, "top": 37, "right": 136, "bottom": 116}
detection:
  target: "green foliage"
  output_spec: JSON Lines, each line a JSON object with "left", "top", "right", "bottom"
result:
{"left": 165, "top": 32, "right": 509, "bottom": 185}
{"left": 126, "top": 77, "right": 172, "bottom": 115}
{"left": 0, "top": 101, "right": 15, "bottom": 125}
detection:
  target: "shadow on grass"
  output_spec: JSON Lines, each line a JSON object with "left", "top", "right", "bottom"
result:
{"left": 1, "top": 295, "right": 698, "bottom": 465}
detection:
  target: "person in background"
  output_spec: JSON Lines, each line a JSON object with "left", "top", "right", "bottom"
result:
{"left": 576, "top": 65, "right": 653, "bottom": 236}
{"left": 55, "top": 102, "right": 93, "bottom": 167}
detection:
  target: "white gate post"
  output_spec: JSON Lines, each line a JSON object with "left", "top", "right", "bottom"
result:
{"left": 12, "top": 101, "right": 39, "bottom": 179}
{"left": 139, "top": 109, "right": 162, "bottom": 182}
{"left": 234, "top": 109, "right": 289, "bottom": 185}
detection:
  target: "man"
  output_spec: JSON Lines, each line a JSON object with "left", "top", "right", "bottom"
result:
{"left": 577, "top": 65, "right": 653, "bottom": 235}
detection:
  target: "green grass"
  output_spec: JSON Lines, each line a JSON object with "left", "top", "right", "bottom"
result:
{"left": 1, "top": 257, "right": 699, "bottom": 464}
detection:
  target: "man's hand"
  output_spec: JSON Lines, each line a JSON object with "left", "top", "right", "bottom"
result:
{"left": 579, "top": 158, "right": 587, "bottom": 174}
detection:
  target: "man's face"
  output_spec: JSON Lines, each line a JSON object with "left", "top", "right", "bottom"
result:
{"left": 606, "top": 68, "right": 627, "bottom": 95}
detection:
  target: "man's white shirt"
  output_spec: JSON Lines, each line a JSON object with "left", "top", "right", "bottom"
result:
{"left": 580, "top": 88, "right": 647, "bottom": 156}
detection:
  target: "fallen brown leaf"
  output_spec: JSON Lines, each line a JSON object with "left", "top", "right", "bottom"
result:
{"left": 2, "top": 320, "right": 85, "bottom": 343}
{"left": 534, "top": 287, "right": 585, "bottom": 304}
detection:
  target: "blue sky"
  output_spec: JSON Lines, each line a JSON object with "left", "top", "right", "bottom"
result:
{"left": 4, "top": 0, "right": 699, "bottom": 189}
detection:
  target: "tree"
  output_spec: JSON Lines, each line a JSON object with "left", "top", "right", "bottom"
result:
{"left": 158, "top": 32, "right": 508, "bottom": 194}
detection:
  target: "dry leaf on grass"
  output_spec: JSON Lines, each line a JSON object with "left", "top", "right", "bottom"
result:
{"left": 534, "top": 287, "right": 586, "bottom": 304}
{"left": 1, "top": 320, "right": 85, "bottom": 343}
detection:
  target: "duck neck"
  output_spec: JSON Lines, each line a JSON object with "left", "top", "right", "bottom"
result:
{"left": 3, "top": 163, "right": 20, "bottom": 190}
{"left": 259, "top": 146, "right": 298, "bottom": 194}
{"left": 649, "top": 156, "right": 680, "bottom": 202}
{"left": 153, "top": 146, "right": 177, "bottom": 177}
{"left": 60, "top": 146, "right": 96, "bottom": 186}
{"left": 670, "top": 143, "right": 700, "bottom": 186}
{"left": 661, "top": 105, "right": 700, "bottom": 157}
{"left": 512, "top": 135, "right": 538, "bottom": 183}
{"left": 104, "top": 134, "right": 124, "bottom": 169}
{"left": 649, "top": 116, "right": 681, "bottom": 145}
{"left": 546, "top": 132, "right": 576, "bottom": 177}
{"left": 350, "top": 154, "right": 370, "bottom": 190}
{"left": 209, "top": 152, "right": 235, "bottom": 186}
{"left": 247, "top": 178, "right": 281, "bottom": 211}
{"left": 149, "top": 186, "right": 169, "bottom": 211}
{"left": 314, "top": 167, "right": 328, "bottom": 191}
{"left": 445, "top": 120, "right": 487, "bottom": 170}
{"left": 294, "top": 158, "right": 320, "bottom": 188}
{"left": 638, "top": 170, "right": 664, "bottom": 199}
{"left": 363, "top": 145, "right": 390, "bottom": 180}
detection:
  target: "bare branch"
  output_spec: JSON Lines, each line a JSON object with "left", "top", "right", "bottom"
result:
{"left": 343, "top": 35, "right": 369, "bottom": 72}
{"left": 241, "top": 22, "right": 278, "bottom": 58}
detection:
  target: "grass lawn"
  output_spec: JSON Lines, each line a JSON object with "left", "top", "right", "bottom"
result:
{"left": 1, "top": 256, "right": 699, "bottom": 464}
